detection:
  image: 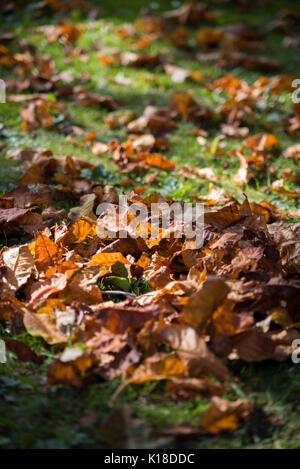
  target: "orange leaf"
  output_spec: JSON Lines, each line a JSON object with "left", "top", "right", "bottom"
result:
{"left": 68, "top": 218, "right": 96, "bottom": 244}
{"left": 129, "top": 353, "right": 185, "bottom": 383}
{"left": 243, "top": 133, "right": 278, "bottom": 151}
{"left": 47, "top": 354, "right": 94, "bottom": 385}
{"left": 88, "top": 252, "right": 131, "bottom": 266}
{"left": 45, "top": 259, "right": 78, "bottom": 279}
{"left": 84, "top": 131, "right": 97, "bottom": 143}
{"left": 201, "top": 397, "right": 253, "bottom": 434}
{"left": 34, "top": 233, "right": 59, "bottom": 270}
{"left": 135, "top": 152, "right": 176, "bottom": 170}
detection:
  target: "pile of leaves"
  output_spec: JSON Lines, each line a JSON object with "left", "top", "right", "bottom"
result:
{"left": 1, "top": 142, "right": 300, "bottom": 435}
{"left": 0, "top": 0, "right": 300, "bottom": 442}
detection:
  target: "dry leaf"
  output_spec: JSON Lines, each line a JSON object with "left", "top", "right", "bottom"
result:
{"left": 183, "top": 277, "right": 229, "bottom": 328}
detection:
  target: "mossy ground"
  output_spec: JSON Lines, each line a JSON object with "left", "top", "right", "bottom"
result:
{"left": 0, "top": 0, "right": 300, "bottom": 448}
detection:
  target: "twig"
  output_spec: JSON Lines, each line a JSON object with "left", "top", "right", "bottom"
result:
{"left": 101, "top": 290, "right": 136, "bottom": 298}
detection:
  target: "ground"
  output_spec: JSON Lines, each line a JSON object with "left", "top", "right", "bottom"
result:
{"left": 0, "top": 0, "right": 300, "bottom": 449}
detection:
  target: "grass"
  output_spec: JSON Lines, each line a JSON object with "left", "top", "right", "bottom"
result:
{"left": 0, "top": 0, "right": 300, "bottom": 449}
{"left": 2, "top": 341, "right": 300, "bottom": 448}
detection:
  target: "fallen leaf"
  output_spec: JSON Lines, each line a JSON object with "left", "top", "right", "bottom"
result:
{"left": 201, "top": 396, "right": 253, "bottom": 434}
{"left": 129, "top": 353, "right": 185, "bottom": 383}
{"left": 2, "top": 245, "right": 35, "bottom": 292}
{"left": 183, "top": 277, "right": 229, "bottom": 328}
{"left": 34, "top": 233, "right": 59, "bottom": 271}
{"left": 233, "top": 150, "right": 249, "bottom": 185}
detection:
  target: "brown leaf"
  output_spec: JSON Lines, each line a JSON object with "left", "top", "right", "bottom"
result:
{"left": 165, "top": 378, "right": 225, "bottom": 399}
{"left": 0, "top": 207, "right": 33, "bottom": 224}
{"left": 120, "top": 52, "right": 160, "bottom": 68}
{"left": 42, "top": 23, "right": 81, "bottom": 44}
{"left": 29, "top": 273, "right": 68, "bottom": 304}
{"left": 158, "top": 325, "right": 229, "bottom": 381}
{"left": 178, "top": 165, "right": 216, "bottom": 181}
{"left": 5, "top": 339, "right": 44, "bottom": 364}
{"left": 270, "top": 179, "right": 300, "bottom": 198}
{"left": 61, "top": 272, "right": 102, "bottom": 304}
{"left": 91, "top": 142, "right": 109, "bottom": 155}
{"left": 129, "top": 353, "right": 185, "bottom": 383}
{"left": 105, "top": 110, "right": 135, "bottom": 128}
{"left": 68, "top": 193, "right": 96, "bottom": 222}
{"left": 283, "top": 144, "right": 300, "bottom": 159}
{"left": 24, "top": 309, "right": 68, "bottom": 344}
{"left": 201, "top": 396, "right": 253, "bottom": 434}
{"left": 232, "top": 328, "right": 277, "bottom": 362}
{"left": 2, "top": 245, "right": 35, "bottom": 293}
{"left": 183, "top": 277, "right": 229, "bottom": 328}
{"left": 164, "top": 2, "right": 208, "bottom": 24}
{"left": 34, "top": 233, "right": 59, "bottom": 271}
